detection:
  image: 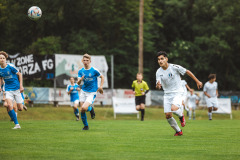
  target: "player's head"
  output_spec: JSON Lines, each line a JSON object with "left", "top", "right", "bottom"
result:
{"left": 190, "top": 89, "right": 194, "bottom": 94}
{"left": 69, "top": 77, "right": 75, "bottom": 83}
{"left": 82, "top": 53, "right": 91, "bottom": 67}
{"left": 0, "top": 51, "right": 8, "bottom": 64}
{"left": 136, "top": 73, "right": 143, "bottom": 81}
{"left": 208, "top": 74, "right": 216, "bottom": 82}
{"left": 156, "top": 51, "right": 168, "bottom": 67}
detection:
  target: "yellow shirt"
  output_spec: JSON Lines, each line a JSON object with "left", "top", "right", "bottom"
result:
{"left": 132, "top": 80, "right": 149, "bottom": 97}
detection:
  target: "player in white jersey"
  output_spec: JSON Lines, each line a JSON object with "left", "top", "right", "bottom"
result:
{"left": 180, "top": 79, "right": 191, "bottom": 113}
{"left": 77, "top": 53, "right": 104, "bottom": 130}
{"left": 187, "top": 89, "right": 199, "bottom": 120}
{"left": 156, "top": 51, "right": 202, "bottom": 136}
{"left": 203, "top": 74, "right": 218, "bottom": 120}
{"left": 0, "top": 51, "right": 24, "bottom": 129}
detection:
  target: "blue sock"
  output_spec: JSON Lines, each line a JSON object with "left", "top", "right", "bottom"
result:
{"left": 87, "top": 106, "right": 92, "bottom": 112}
{"left": 8, "top": 111, "right": 13, "bottom": 121}
{"left": 81, "top": 112, "right": 88, "bottom": 127}
{"left": 74, "top": 108, "right": 79, "bottom": 117}
{"left": 8, "top": 110, "right": 19, "bottom": 124}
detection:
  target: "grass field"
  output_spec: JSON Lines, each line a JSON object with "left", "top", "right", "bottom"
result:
{"left": 0, "top": 106, "right": 240, "bottom": 160}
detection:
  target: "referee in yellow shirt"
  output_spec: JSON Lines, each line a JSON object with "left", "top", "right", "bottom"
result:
{"left": 132, "top": 73, "right": 149, "bottom": 121}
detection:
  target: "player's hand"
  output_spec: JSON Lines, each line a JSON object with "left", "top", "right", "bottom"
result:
{"left": 97, "top": 87, "right": 103, "bottom": 94}
{"left": 196, "top": 81, "right": 202, "bottom": 89}
{"left": 77, "top": 76, "right": 84, "bottom": 85}
{"left": 156, "top": 82, "right": 162, "bottom": 90}
{"left": 70, "top": 87, "right": 74, "bottom": 90}
{"left": 20, "top": 86, "right": 24, "bottom": 93}
{"left": 133, "top": 91, "right": 135, "bottom": 95}
{"left": 141, "top": 92, "right": 145, "bottom": 95}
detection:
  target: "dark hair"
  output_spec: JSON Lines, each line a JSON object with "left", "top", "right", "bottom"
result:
{"left": 208, "top": 74, "right": 216, "bottom": 80}
{"left": 156, "top": 51, "right": 168, "bottom": 58}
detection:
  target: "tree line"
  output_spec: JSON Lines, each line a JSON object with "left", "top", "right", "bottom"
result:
{"left": 0, "top": 0, "right": 239, "bottom": 90}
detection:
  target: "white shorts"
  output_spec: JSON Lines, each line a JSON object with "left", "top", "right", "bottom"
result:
{"left": 205, "top": 97, "right": 218, "bottom": 108}
{"left": 80, "top": 90, "right": 97, "bottom": 105}
{"left": 182, "top": 94, "right": 187, "bottom": 104}
{"left": 164, "top": 93, "right": 182, "bottom": 113}
{"left": 70, "top": 100, "right": 79, "bottom": 107}
{"left": 188, "top": 103, "right": 196, "bottom": 109}
{"left": 5, "top": 90, "right": 24, "bottom": 104}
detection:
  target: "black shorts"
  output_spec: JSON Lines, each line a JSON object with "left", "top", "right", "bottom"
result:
{"left": 135, "top": 95, "right": 146, "bottom": 105}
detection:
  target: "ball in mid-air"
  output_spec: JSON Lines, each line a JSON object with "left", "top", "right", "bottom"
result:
{"left": 28, "top": 6, "right": 42, "bottom": 20}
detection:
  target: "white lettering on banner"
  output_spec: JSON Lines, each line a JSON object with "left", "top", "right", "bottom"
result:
{"left": 16, "top": 54, "right": 34, "bottom": 65}
{"left": 42, "top": 59, "right": 54, "bottom": 70}
{"left": 22, "top": 65, "right": 28, "bottom": 74}
{"left": 18, "top": 62, "right": 42, "bottom": 75}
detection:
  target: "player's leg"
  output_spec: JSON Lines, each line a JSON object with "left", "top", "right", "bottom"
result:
{"left": 73, "top": 101, "right": 80, "bottom": 121}
{"left": 171, "top": 94, "right": 185, "bottom": 127}
{"left": 192, "top": 107, "right": 196, "bottom": 120}
{"left": 206, "top": 98, "right": 213, "bottom": 120}
{"left": 21, "top": 93, "right": 27, "bottom": 111}
{"left": 140, "top": 103, "right": 145, "bottom": 121}
{"left": 80, "top": 101, "right": 89, "bottom": 130}
{"left": 164, "top": 95, "right": 182, "bottom": 136}
{"left": 5, "top": 92, "right": 20, "bottom": 129}
{"left": 13, "top": 101, "right": 18, "bottom": 119}
{"left": 166, "top": 112, "right": 182, "bottom": 136}
{"left": 189, "top": 107, "right": 192, "bottom": 120}
{"left": 208, "top": 107, "right": 213, "bottom": 120}
{"left": 213, "top": 98, "right": 218, "bottom": 111}
{"left": 84, "top": 92, "right": 96, "bottom": 119}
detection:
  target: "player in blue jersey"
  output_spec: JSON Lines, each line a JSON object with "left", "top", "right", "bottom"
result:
{"left": 66, "top": 77, "right": 80, "bottom": 121}
{"left": 77, "top": 53, "right": 104, "bottom": 130}
{"left": 0, "top": 51, "right": 24, "bottom": 129}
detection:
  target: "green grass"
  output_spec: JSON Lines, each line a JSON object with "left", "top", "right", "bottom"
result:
{"left": 0, "top": 106, "right": 240, "bottom": 160}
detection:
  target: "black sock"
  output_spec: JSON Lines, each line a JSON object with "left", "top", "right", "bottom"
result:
{"left": 141, "top": 109, "right": 145, "bottom": 120}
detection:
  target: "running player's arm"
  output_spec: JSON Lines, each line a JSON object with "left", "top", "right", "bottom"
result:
{"left": 156, "top": 71, "right": 162, "bottom": 89}
{"left": 185, "top": 70, "right": 202, "bottom": 89}
{"left": 185, "top": 84, "right": 192, "bottom": 92}
{"left": 0, "top": 78, "right": 2, "bottom": 92}
{"left": 144, "top": 82, "right": 149, "bottom": 95}
{"left": 97, "top": 74, "right": 104, "bottom": 94}
{"left": 203, "top": 84, "right": 211, "bottom": 98}
{"left": 66, "top": 85, "right": 72, "bottom": 95}
{"left": 16, "top": 72, "right": 24, "bottom": 93}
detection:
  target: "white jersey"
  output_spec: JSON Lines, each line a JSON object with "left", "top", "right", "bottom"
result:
{"left": 156, "top": 63, "right": 187, "bottom": 94}
{"left": 203, "top": 81, "right": 218, "bottom": 98}
{"left": 187, "top": 94, "right": 198, "bottom": 108}
{"left": 181, "top": 80, "right": 188, "bottom": 96}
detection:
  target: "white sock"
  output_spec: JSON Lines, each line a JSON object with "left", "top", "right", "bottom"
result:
{"left": 167, "top": 117, "right": 181, "bottom": 132}
{"left": 208, "top": 112, "right": 212, "bottom": 119}
{"left": 173, "top": 108, "right": 183, "bottom": 118}
{"left": 193, "top": 111, "right": 196, "bottom": 119}
{"left": 189, "top": 110, "right": 192, "bottom": 119}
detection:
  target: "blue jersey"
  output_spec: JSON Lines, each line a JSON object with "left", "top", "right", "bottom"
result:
{"left": 78, "top": 67, "right": 101, "bottom": 92}
{"left": 0, "top": 63, "right": 20, "bottom": 91}
{"left": 66, "top": 83, "right": 80, "bottom": 102}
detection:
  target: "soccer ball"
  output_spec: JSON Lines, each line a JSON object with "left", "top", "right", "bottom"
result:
{"left": 28, "top": 6, "right": 42, "bottom": 20}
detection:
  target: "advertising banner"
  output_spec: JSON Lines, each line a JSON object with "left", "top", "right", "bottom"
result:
{"left": 112, "top": 97, "right": 139, "bottom": 119}
{"left": 213, "top": 98, "right": 232, "bottom": 119}
{"left": 24, "top": 87, "right": 49, "bottom": 104}
{"left": 55, "top": 54, "right": 108, "bottom": 88}
{"left": 7, "top": 53, "right": 55, "bottom": 79}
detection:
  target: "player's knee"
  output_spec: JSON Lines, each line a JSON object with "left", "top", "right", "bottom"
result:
{"left": 165, "top": 114, "right": 171, "bottom": 119}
